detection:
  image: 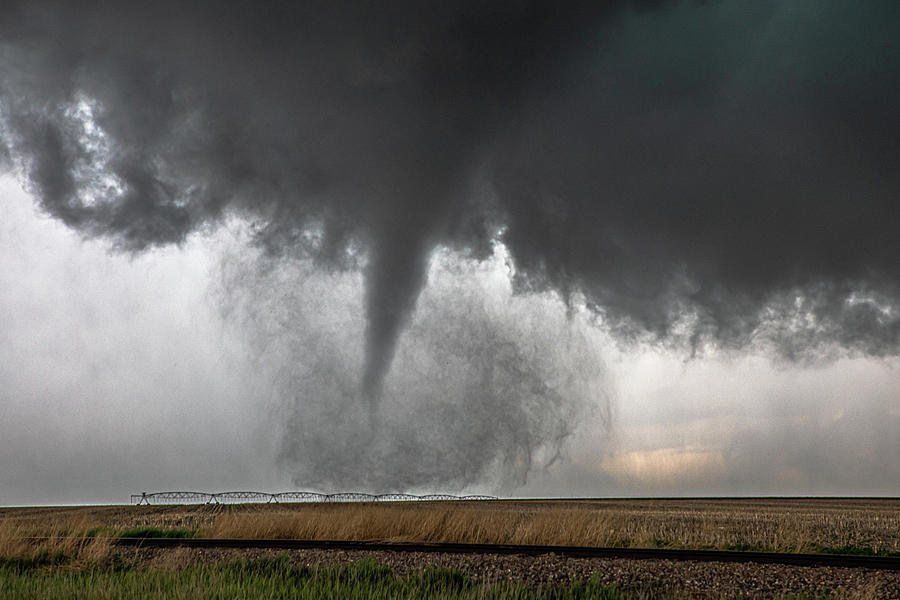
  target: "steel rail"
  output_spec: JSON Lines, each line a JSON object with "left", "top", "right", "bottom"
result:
{"left": 113, "top": 537, "right": 900, "bottom": 570}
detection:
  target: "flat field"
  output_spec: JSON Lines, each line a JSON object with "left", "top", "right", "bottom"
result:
{"left": 3, "top": 498, "right": 899, "bottom": 599}
{"left": 2, "top": 497, "right": 898, "bottom": 555}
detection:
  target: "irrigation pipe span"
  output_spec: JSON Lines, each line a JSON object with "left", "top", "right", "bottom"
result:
{"left": 131, "top": 491, "right": 496, "bottom": 504}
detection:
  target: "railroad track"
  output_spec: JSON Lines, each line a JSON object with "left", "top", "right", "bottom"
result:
{"left": 111, "top": 537, "right": 900, "bottom": 570}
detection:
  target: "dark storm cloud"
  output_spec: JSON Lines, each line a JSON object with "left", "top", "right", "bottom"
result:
{"left": 2, "top": 0, "right": 900, "bottom": 395}
{"left": 494, "top": 1, "right": 900, "bottom": 358}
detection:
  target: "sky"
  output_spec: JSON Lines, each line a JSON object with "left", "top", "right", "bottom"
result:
{"left": 1, "top": 0, "right": 899, "bottom": 504}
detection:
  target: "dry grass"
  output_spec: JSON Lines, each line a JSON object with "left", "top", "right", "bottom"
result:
{"left": 0, "top": 513, "right": 115, "bottom": 565}
{"left": 2, "top": 498, "right": 898, "bottom": 555}
{"left": 0, "top": 508, "right": 134, "bottom": 566}
{"left": 202, "top": 498, "right": 900, "bottom": 554}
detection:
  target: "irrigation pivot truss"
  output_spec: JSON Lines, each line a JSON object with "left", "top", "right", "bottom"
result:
{"left": 131, "top": 491, "right": 497, "bottom": 505}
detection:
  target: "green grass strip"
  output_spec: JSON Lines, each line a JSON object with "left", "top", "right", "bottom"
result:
{"left": 0, "top": 554, "right": 843, "bottom": 600}
{"left": 0, "top": 555, "right": 629, "bottom": 600}
{"left": 118, "top": 527, "right": 196, "bottom": 539}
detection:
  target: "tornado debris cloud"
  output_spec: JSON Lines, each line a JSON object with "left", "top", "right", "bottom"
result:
{"left": 219, "top": 244, "right": 609, "bottom": 491}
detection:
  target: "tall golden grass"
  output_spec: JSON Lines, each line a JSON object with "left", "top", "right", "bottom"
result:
{"left": 2, "top": 498, "right": 898, "bottom": 555}
{"left": 203, "top": 499, "right": 900, "bottom": 554}
{"left": 0, "top": 514, "right": 114, "bottom": 564}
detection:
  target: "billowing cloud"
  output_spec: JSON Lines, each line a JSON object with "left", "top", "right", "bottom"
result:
{"left": 4, "top": 1, "right": 899, "bottom": 386}
{"left": 2, "top": 1, "right": 899, "bottom": 492}
{"left": 0, "top": 0, "right": 652, "bottom": 399}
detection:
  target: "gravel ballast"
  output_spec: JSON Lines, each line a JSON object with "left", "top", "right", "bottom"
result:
{"left": 119, "top": 545, "right": 898, "bottom": 599}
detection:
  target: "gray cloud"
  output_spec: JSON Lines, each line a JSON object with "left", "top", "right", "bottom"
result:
{"left": 2, "top": 0, "right": 899, "bottom": 492}
{"left": 494, "top": 1, "right": 900, "bottom": 358}
{"left": 0, "top": 0, "right": 653, "bottom": 399}
{"left": 2, "top": 1, "right": 898, "bottom": 381}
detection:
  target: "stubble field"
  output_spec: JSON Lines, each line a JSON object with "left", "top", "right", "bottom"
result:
{"left": 1, "top": 498, "right": 898, "bottom": 599}
{"left": 3, "top": 497, "right": 898, "bottom": 554}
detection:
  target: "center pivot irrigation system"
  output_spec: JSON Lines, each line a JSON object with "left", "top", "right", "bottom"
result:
{"left": 131, "top": 491, "right": 497, "bottom": 505}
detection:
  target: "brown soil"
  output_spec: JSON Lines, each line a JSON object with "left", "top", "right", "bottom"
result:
{"left": 115, "top": 544, "right": 900, "bottom": 599}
